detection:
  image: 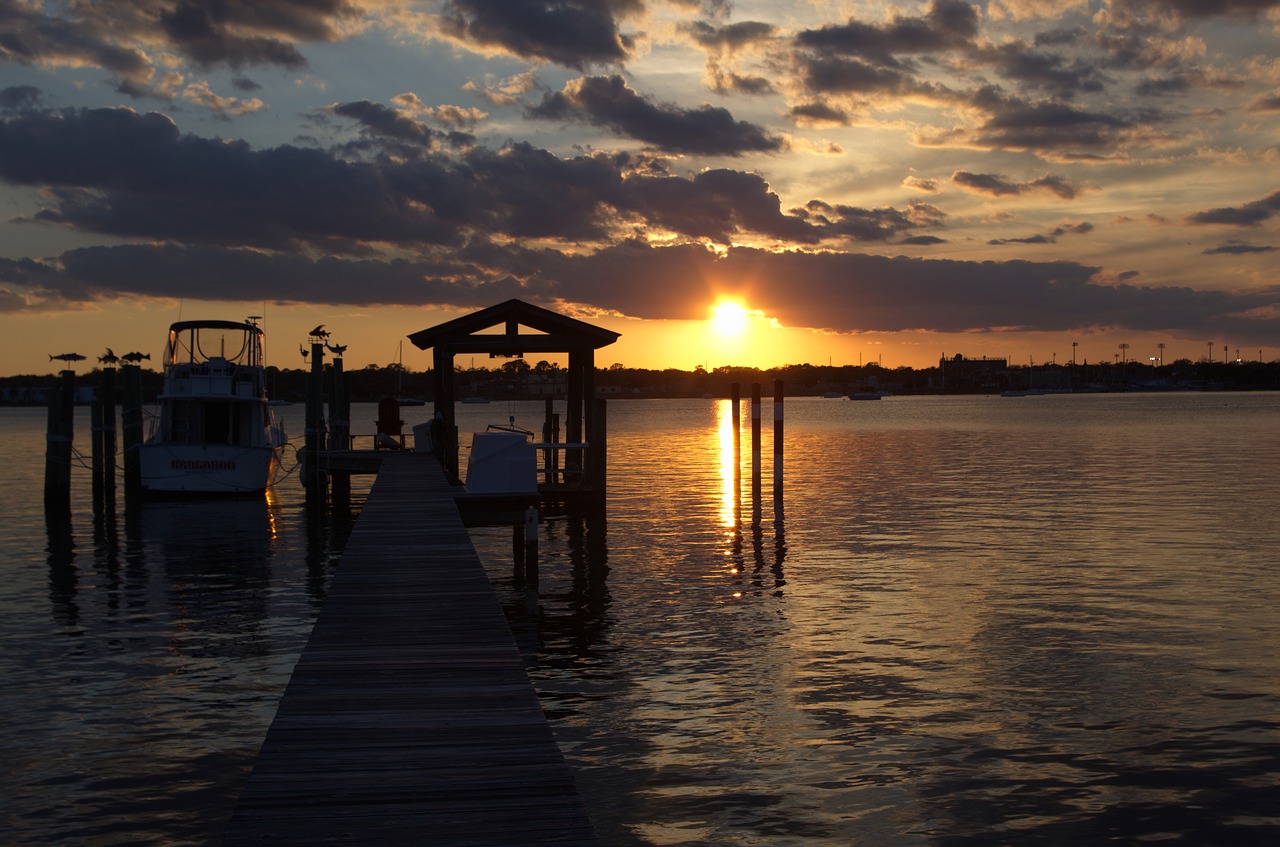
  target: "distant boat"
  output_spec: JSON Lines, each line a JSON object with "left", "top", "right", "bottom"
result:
{"left": 849, "top": 391, "right": 883, "bottom": 400}
{"left": 139, "top": 317, "right": 287, "bottom": 493}
{"left": 822, "top": 391, "right": 844, "bottom": 399}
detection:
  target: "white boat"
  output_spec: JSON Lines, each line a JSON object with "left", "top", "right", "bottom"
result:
{"left": 140, "top": 318, "right": 287, "bottom": 493}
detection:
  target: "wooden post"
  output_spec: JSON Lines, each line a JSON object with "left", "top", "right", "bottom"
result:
{"left": 731, "top": 383, "right": 741, "bottom": 487}
{"left": 329, "top": 356, "right": 350, "bottom": 510}
{"left": 44, "top": 370, "right": 75, "bottom": 508}
{"left": 524, "top": 507, "right": 539, "bottom": 582}
{"left": 91, "top": 393, "right": 105, "bottom": 511}
{"left": 120, "top": 364, "right": 143, "bottom": 499}
{"left": 773, "top": 378, "right": 783, "bottom": 496}
{"left": 587, "top": 397, "right": 607, "bottom": 500}
{"left": 751, "top": 382, "right": 762, "bottom": 495}
{"left": 305, "top": 342, "right": 324, "bottom": 492}
{"left": 101, "top": 367, "right": 117, "bottom": 512}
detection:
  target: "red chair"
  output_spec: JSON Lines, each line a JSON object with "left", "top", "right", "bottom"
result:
{"left": 375, "top": 396, "right": 404, "bottom": 449}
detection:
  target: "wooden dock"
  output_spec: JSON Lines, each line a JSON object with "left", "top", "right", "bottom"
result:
{"left": 221, "top": 452, "right": 597, "bottom": 846}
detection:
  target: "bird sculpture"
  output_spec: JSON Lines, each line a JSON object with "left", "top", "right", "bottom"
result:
{"left": 98, "top": 348, "right": 120, "bottom": 365}
{"left": 309, "top": 325, "right": 330, "bottom": 339}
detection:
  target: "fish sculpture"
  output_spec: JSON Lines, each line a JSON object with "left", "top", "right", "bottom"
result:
{"left": 120, "top": 352, "right": 150, "bottom": 363}
{"left": 325, "top": 342, "right": 348, "bottom": 355}
{"left": 309, "top": 324, "right": 330, "bottom": 339}
{"left": 98, "top": 348, "right": 120, "bottom": 365}
{"left": 299, "top": 344, "right": 309, "bottom": 360}
{"left": 49, "top": 353, "right": 86, "bottom": 362}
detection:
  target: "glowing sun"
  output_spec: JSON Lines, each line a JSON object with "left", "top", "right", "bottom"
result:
{"left": 710, "top": 299, "right": 750, "bottom": 337}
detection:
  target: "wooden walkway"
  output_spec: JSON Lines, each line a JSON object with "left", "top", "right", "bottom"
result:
{"left": 222, "top": 452, "right": 597, "bottom": 846}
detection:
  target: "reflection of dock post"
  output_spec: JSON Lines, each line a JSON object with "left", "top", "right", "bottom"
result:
{"left": 44, "top": 370, "right": 75, "bottom": 509}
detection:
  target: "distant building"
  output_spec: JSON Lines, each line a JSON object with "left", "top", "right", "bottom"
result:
{"left": 938, "top": 354, "right": 1008, "bottom": 389}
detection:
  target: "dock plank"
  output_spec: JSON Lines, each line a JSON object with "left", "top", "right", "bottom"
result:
{"left": 222, "top": 452, "right": 596, "bottom": 846}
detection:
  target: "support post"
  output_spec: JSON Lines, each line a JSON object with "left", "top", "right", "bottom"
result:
{"left": 91, "top": 393, "right": 105, "bottom": 512}
{"left": 120, "top": 364, "right": 143, "bottom": 500}
{"left": 751, "top": 382, "right": 761, "bottom": 495}
{"left": 524, "top": 507, "right": 539, "bottom": 582}
{"left": 304, "top": 342, "right": 325, "bottom": 496}
{"left": 329, "top": 356, "right": 350, "bottom": 510}
{"left": 587, "top": 397, "right": 607, "bottom": 500}
{"left": 773, "top": 378, "right": 783, "bottom": 497}
{"left": 44, "top": 370, "right": 75, "bottom": 509}
{"left": 101, "top": 367, "right": 117, "bottom": 512}
{"left": 731, "top": 383, "right": 741, "bottom": 487}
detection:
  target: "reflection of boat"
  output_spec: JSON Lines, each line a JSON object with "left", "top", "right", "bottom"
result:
{"left": 140, "top": 318, "right": 287, "bottom": 493}
{"left": 850, "top": 391, "right": 883, "bottom": 400}
{"left": 461, "top": 395, "right": 490, "bottom": 404}
{"left": 822, "top": 391, "right": 844, "bottom": 398}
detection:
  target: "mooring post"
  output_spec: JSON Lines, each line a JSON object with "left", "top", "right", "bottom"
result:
{"left": 731, "top": 383, "right": 741, "bottom": 487}
{"left": 524, "top": 507, "right": 539, "bottom": 582}
{"left": 120, "top": 364, "right": 143, "bottom": 499}
{"left": 773, "top": 378, "right": 783, "bottom": 496}
{"left": 44, "top": 370, "right": 75, "bottom": 508}
{"left": 587, "top": 397, "right": 607, "bottom": 499}
{"left": 329, "top": 356, "right": 350, "bottom": 510}
{"left": 101, "top": 367, "right": 117, "bottom": 512}
{"left": 304, "top": 342, "right": 324, "bottom": 492}
{"left": 91, "top": 393, "right": 105, "bottom": 511}
{"left": 751, "top": 382, "right": 762, "bottom": 494}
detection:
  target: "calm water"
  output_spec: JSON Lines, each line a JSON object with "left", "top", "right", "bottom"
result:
{"left": 3, "top": 393, "right": 1279, "bottom": 845}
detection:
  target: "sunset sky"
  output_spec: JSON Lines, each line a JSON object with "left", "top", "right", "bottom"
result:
{"left": 2, "top": 0, "right": 1279, "bottom": 375}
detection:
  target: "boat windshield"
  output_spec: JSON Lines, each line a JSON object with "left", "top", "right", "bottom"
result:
{"left": 164, "top": 320, "right": 263, "bottom": 367}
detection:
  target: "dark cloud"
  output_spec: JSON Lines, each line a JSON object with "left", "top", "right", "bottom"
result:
{"left": 6, "top": 236, "right": 1279, "bottom": 346}
{"left": 0, "top": 85, "right": 44, "bottom": 114}
{"left": 439, "top": 0, "right": 640, "bottom": 70}
{"left": 796, "top": 200, "right": 946, "bottom": 243}
{"left": 326, "top": 100, "right": 437, "bottom": 147}
{"left": 1245, "top": 93, "right": 1280, "bottom": 113}
{"left": 794, "top": 0, "right": 979, "bottom": 67}
{"left": 0, "top": 0, "right": 358, "bottom": 93}
{"left": 1186, "top": 191, "right": 1280, "bottom": 226}
{"left": 967, "top": 87, "right": 1134, "bottom": 152}
{"left": 528, "top": 74, "right": 784, "bottom": 156}
{"left": 974, "top": 42, "right": 1105, "bottom": 97}
{"left": 0, "top": 102, "right": 821, "bottom": 253}
{"left": 1111, "top": 0, "right": 1280, "bottom": 22}
{"left": 687, "top": 20, "right": 777, "bottom": 52}
{"left": 1203, "top": 241, "right": 1276, "bottom": 255}
{"left": 989, "top": 221, "right": 1092, "bottom": 245}
{"left": 953, "top": 171, "right": 1088, "bottom": 199}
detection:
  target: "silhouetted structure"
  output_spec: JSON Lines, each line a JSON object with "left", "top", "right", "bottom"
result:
{"left": 408, "top": 300, "right": 620, "bottom": 486}
{"left": 939, "top": 354, "right": 1008, "bottom": 390}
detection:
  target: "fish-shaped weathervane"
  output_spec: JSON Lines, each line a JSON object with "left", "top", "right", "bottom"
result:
{"left": 325, "top": 342, "right": 348, "bottom": 355}
{"left": 98, "top": 348, "right": 120, "bottom": 366}
{"left": 120, "top": 352, "right": 150, "bottom": 363}
{"left": 299, "top": 343, "right": 309, "bottom": 360}
{"left": 49, "top": 353, "right": 86, "bottom": 362}
{"left": 309, "top": 324, "right": 330, "bottom": 340}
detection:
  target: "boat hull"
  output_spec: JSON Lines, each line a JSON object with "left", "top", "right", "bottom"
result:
{"left": 140, "top": 443, "right": 281, "bottom": 493}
